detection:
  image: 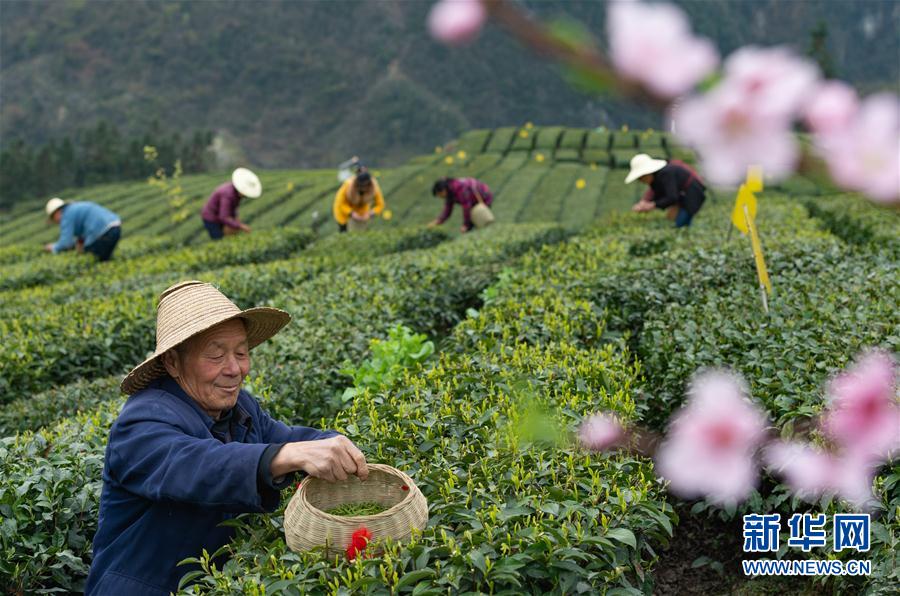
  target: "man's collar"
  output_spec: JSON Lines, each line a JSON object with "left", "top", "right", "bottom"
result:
{"left": 154, "top": 376, "right": 250, "bottom": 430}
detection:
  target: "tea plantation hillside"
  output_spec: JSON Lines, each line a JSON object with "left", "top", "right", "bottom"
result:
{"left": 0, "top": 126, "right": 715, "bottom": 250}
{"left": 1, "top": 127, "right": 897, "bottom": 595}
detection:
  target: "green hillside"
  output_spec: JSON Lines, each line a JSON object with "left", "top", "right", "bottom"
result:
{"left": 0, "top": 125, "right": 689, "bottom": 250}
{"left": 2, "top": 0, "right": 897, "bottom": 169}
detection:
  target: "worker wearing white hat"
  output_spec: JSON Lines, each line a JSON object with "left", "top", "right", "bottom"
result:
{"left": 200, "top": 167, "right": 262, "bottom": 240}
{"left": 44, "top": 198, "right": 122, "bottom": 261}
{"left": 627, "top": 154, "right": 707, "bottom": 228}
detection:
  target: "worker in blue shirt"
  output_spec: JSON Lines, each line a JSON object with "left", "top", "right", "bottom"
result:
{"left": 44, "top": 198, "right": 122, "bottom": 261}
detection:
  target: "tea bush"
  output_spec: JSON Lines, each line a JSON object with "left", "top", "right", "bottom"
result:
{"left": 180, "top": 229, "right": 671, "bottom": 595}
{"left": 0, "top": 223, "right": 567, "bottom": 593}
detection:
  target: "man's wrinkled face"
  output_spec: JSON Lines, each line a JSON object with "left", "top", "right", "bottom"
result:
{"left": 163, "top": 319, "right": 251, "bottom": 419}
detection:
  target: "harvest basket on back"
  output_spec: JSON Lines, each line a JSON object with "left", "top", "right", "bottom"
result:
{"left": 471, "top": 203, "right": 495, "bottom": 228}
{"left": 284, "top": 464, "right": 428, "bottom": 555}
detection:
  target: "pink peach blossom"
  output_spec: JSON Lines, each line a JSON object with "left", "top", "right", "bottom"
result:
{"left": 723, "top": 46, "right": 820, "bottom": 120}
{"left": 815, "top": 94, "right": 900, "bottom": 204}
{"left": 823, "top": 351, "right": 899, "bottom": 459}
{"left": 655, "top": 371, "right": 768, "bottom": 504}
{"left": 674, "top": 46, "right": 820, "bottom": 185}
{"left": 803, "top": 80, "right": 859, "bottom": 136}
{"left": 675, "top": 85, "right": 799, "bottom": 185}
{"left": 428, "top": 0, "right": 486, "bottom": 46}
{"left": 607, "top": 0, "right": 718, "bottom": 98}
{"left": 579, "top": 413, "right": 625, "bottom": 451}
{"left": 764, "top": 441, "right": 875, "bottom": 509}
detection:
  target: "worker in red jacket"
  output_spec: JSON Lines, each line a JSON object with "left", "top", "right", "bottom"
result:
{"left": 200, "top": 168, "right": 262, "bottom": 240}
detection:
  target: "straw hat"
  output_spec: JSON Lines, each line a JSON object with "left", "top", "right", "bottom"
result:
{"left": 45, "top": 197, "right": 66, "bottom": 218}
{"left": 625, "top": 154, "right": 668, "bottom": 184}
{"left": 232, "top": 167, "right": 262, "bottom": 198}
{"left": 121, "top": 280, "right": 290, "bottom": 395}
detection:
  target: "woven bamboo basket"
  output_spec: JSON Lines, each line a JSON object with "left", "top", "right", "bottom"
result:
{"left": 284, "top": 464, "right": 428, "bottom": 555}
{"left": 471, "top": 203, "right": 495, "bottom": 228}
{"left": 347, "top": 217, "right": 369, "bottom": 232}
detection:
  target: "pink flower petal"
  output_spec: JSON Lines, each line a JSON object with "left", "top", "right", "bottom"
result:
{"left": 656, "top": 371, "right": 767, "bottom": 504}
{"left": 822, "top": 351, "right": 899, "bottom": 459}
{"left": 428, "top": 0, "right": 486, "bottom": 46}
{"left": 803, "top": 80, "right": 859, "bottom": 136}
{"left": 764, "top": 441, "right": 876, "bottom": 509}
{"left": 608, "top": 1, "right": 718, "bottom": 98}
{"left": 578, "top": 413, "right": 625, "bottom": 451}
{"left": 815, "top": 94, "right": 900, "bottom": 203}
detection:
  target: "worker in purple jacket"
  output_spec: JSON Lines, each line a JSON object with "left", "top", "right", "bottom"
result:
{"left": 428, "top": 177, "right": 494, "bottom": 233}
{"left": 200, "top": 168, "right": 262, "bottom": 240}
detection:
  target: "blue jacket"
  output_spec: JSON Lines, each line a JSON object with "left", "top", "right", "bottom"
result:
{"left": 52, "top": 201, "right": 121, "bottom": 253}
{"left": 85, "top": 377, "right": 338, "bottom": 595}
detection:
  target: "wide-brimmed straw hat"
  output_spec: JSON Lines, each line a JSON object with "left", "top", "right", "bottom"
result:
{"left": 45, "top": 197, "right": 67, "bottom": 219}
{"left": 232, "top": 167, "right": 262, "bottom": 198}
{"left": 625, "top": 154, "right": 668, "bottom": 184}
{"left": 121, "top": 280, "right": 289, "bottom": 395}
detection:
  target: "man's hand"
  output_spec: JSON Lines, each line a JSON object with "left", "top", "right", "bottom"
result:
{"left": 271, "top": 436, "right": 369, "bottom": 482}
{"left": 426, "top": 219, "right": 439, "bottom": 228}
{"left": 240, "top": 223, "right": 252, "bottom": 233}
{"left": 43, "top": 243, "right": 54, "bottom": 253}
{"left": 632, "top": 200, "right": 654, "bottom": 213}
{"left": 460, "top": 225, "right": 468, "bottom": 233}
{"left": 351, "top": 211, "right": 370, "bottom": 222}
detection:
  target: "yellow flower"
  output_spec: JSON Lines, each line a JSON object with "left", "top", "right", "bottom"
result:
{"left": 575, "top": 178, "right": 586, "bottom": 190}
{"left": 457, "top": 150, "right": 467, "bottom": 160}
{"left": 621, "top": 124, "right": 629, "bottom": 132}
{"left": 534, "top": 153, "right": 545, "bottom": 163}
{"left": 373, "top": 170, "right": 381, "bottom": 177}
{"left": 590, "top": 163, "right": 598, "bottom": 170}
{"left": 519, "top": 129, "right": 529, "bottom": 138}
{"left": 382, "top": 209, "right": 393, "bottom": 220}
{"left": 445, "top": 156, "right": 455, "bottom": 165}
{"left": 435, "top": 146, "right": 443, "bottom": 153}
{"left": 525, "top": 122, "right": 534, "bottom": 129}
{"left": 286, "top": 181, "right": 295, "bottom": 192}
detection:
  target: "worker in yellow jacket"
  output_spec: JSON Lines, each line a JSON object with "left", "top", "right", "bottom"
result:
{"left": 333, "top": 169, "right": 385, "bottom": 232}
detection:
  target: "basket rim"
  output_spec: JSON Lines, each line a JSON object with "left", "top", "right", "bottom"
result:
{"left": 295, "top": 463, "right": 422, "bottom": 522}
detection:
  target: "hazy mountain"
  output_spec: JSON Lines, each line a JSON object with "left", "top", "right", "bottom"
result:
{"left": 1, "top": 0, "right": 897, "bottom": 169}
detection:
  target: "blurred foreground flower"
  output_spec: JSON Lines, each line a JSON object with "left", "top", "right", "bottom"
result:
{"left": 823, "top": 350, "right": 899, "bottom": 459}
{"left": 814, "top": 94, "right": 900, "bottom": 204}
{"left": 803, "top": 80, "right": 859, "bottom": 136}
{"left": 579, "top": 413, "right": 625, "bottom": 451}
{"left": 764, "top": 441, "right": 875, "bottom": 508}
{"left": 675, "top": 47, "right": 819, "bottom": 185}
{"left": 428, "top": 0, "right": 487, "bottom": 46}
{"left": 655, "top": 371, "right": 767, "bottom": 504}
{"left": 607, "top": 0, "right": 718, "bottom": 98}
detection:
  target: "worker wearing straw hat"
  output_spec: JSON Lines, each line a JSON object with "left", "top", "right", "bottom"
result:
{"left": 200, "top": 167, "right": 262, "bottom": 240}
{"left": 86, "top": 281, "right": 368, "bottom": 596}
{"left": 43, "top": 197, "right": 122, "bottom": 261}
{"left": 627, "top": 153, "right": 707, "bottom": 228}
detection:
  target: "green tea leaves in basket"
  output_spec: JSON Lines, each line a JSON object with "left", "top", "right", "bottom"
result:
{"left": 327, "top": 502, "right": 387, "bottom": 517}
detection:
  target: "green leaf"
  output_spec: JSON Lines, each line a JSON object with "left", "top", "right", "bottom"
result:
{"left": 605, "top": 527, "right": 637, "bottom": 549}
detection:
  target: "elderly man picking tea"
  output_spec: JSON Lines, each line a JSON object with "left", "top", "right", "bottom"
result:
{"left": 85, "top": 281, "right": 368, "bottom": 595}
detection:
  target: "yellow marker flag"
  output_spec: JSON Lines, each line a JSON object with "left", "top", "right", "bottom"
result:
{"left": 746, "top": 165, "right": 764, "bottom": 193}
{"left": 744, "top": 206, "right": 772, "bottom": 294}
{"left": 731, "top": 165, "right": 763, "bottom": 234}
{"left": 731, "top": 184, "right": 758, "bottom": 234}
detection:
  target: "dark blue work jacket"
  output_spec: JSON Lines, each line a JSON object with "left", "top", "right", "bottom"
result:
{"left": 85, "top": 376, "right": 337, "bottom": 595}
